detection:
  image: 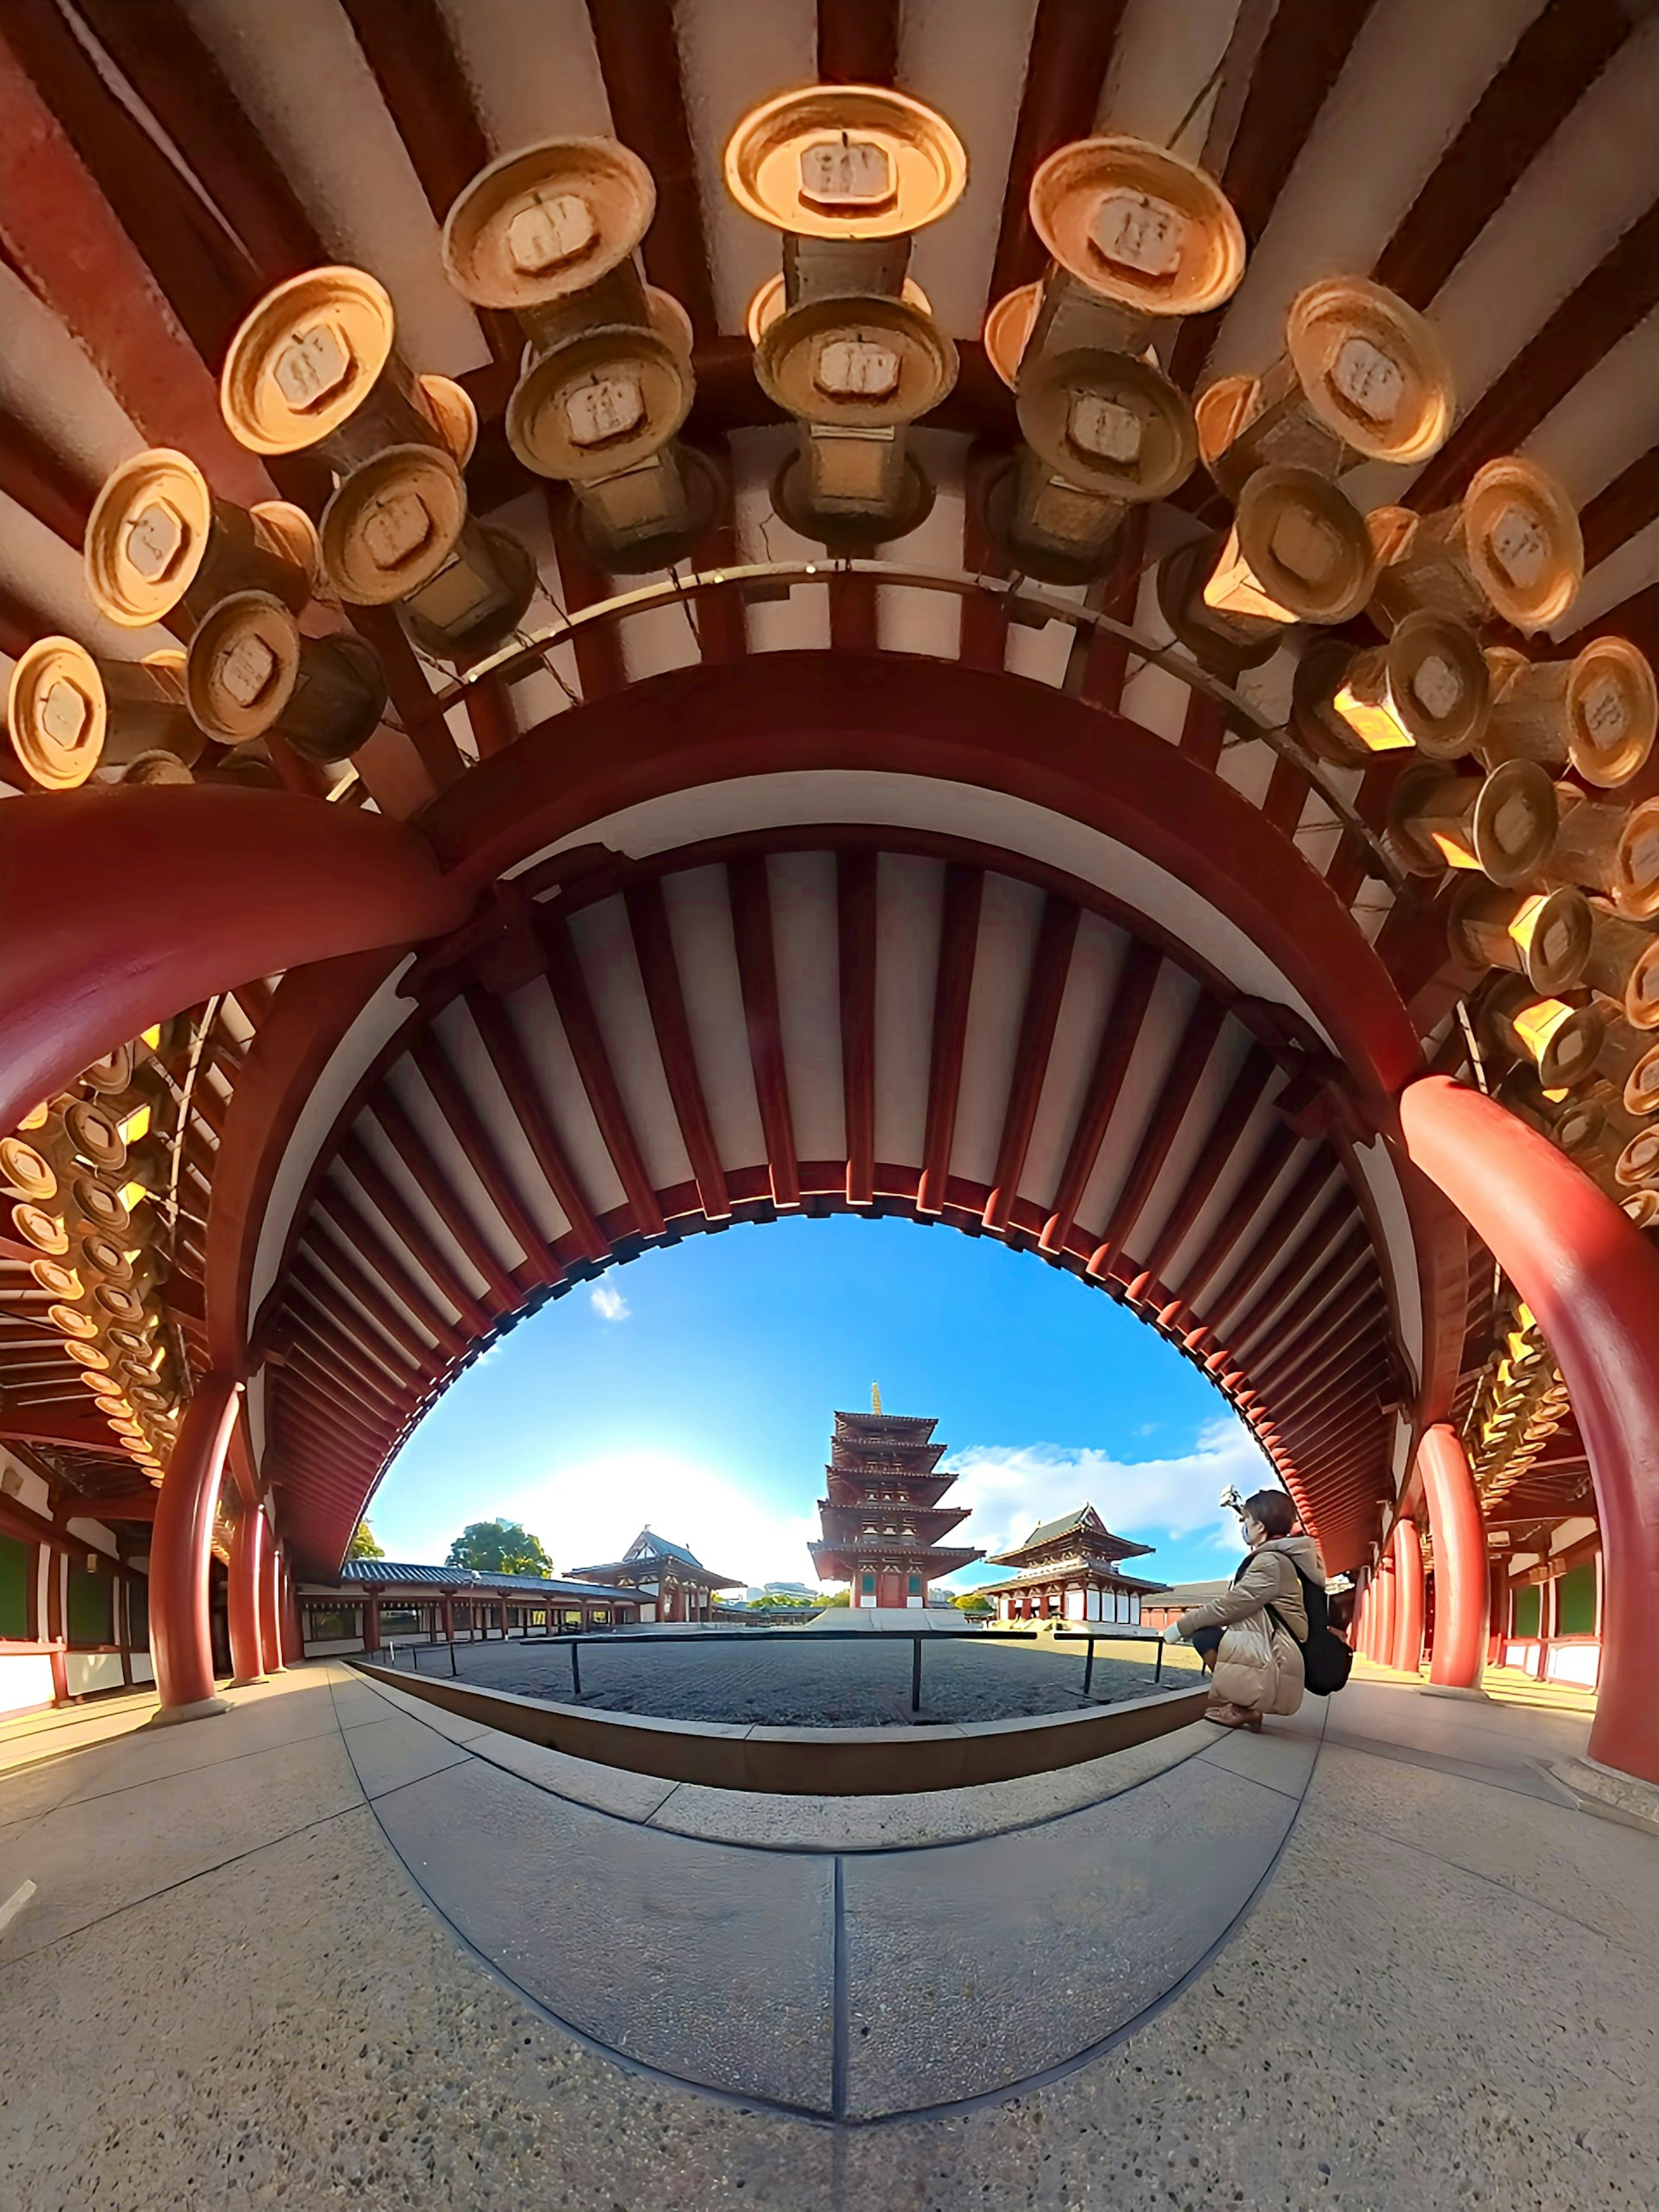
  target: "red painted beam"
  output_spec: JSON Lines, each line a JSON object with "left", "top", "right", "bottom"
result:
{"left": 985, "top": 896, "right": 1081, "bottom": 1233}
{"left": 989, "top": 0, "right": 1132, "bottom": 302}
{"left": 1141, "top": 1042, "right": 1276, "bottom": 1289}
{"left": 464, "top": 985, "right": 613, "bottom": 1261}
{"left": 537, "top": 920, "right": 668, "bottom": 1237}
{"left": 1205, "top": 1153, "right": 1335, "bottom": 1335}
{"left": 340, "top": 1130, "right": 496, "bottom": 1337}
{"left": 1041, "top": 941, "right": 1160, "bottom": 1255}
{"left": 917, "top": 865, "right": 984, "bottom": 1215}
{"left": 545, "top": 489, "right": 628, "bottom": 702}
{"left": 2, "top": 792, "right": 468, "bottom": 1141}
{"left": 410, "top": 1028, "right": 562, "bottom": 1288}
{"left": 818, "top": 0, "right": 899, "bottom": 86}
{"left": 289, "top": 1254, "right": 436, "bottom": 1386}
{"left": 1581, "top": 446, "right": 1659, "bottom": 575}
{"left": 1091, "top": 997, "right": 1228, "bottom": 1272}
{"left": 1171, "top": 0, "right": 1379, "bottom": 389}
{"left": 837, "top": 849, "right": 879, "bottom": 1208}
{"left": 0, "top": 13, "right": 267, "bottom": 503}
{"left": 728, "top": 856, "right": 801, "bottom": 1211}
{"left": 0, "top": 1409, "right": 122, "bottom": 1453}
{"left": 585, "top": 0, "right": 716, "bottom": 342}
{"left": 0, "top": 401, "right": 95, "bottom": 549}
{"left": 1374, "top": 0, "right": 1631, "bottom": 309}
{"left": 1410, "top": 199, "right": 1659, "bottom": 513}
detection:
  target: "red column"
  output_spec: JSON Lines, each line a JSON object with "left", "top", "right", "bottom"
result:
{"left": 279, "top": 1557, "right": 304, "bottom": 1662}
{"left": 1487, "top": 1557, "right": 1509, "bottom": 1664}
{"left": 1402, "top": 1074, "right": 1659, "bottom": 1781}
{"left": 442, "top": 1595, "right": 454, "bottom": 1642}
{"left": 1373, "top": 1558, "right": 1397, "bottom": 1670}
{"left": 226, "top": 1505, "right": 267, "bottom": 1687}
{"left": 257, "top": 1530, "right": 284, "bottom": 1675}
{"left": 498, "top": 1594, "right": 509, "bottom": 1638}
{"left": 1391, "top": 1518, "right": 1425, "bottom": 1675}
{"left": 363, "top": 1592, "right": 381, "bottom": 1653}
{"left": 1415, "top": 1427, "right": 1488, "bottom": 1689}
{"left": 149, "top": 1375, "right": 240, "bottom": 1721}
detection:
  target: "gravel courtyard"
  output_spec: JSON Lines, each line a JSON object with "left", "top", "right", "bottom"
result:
{"left": 418, "top": 1627, "right": 1171, "bottom": 1726}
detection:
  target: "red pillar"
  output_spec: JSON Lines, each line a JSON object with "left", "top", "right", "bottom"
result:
{"left": 1487, "top": 1557, "right": 1509, "bottom": 1665}
{"left": 363, "top": 1592, "right": 381, "bottom": 1654}
{"left": 498, "top": 1594, "right": 509, "bottom": 1638}
{"left": 1391, "top": 1518, "right": 1425, "bottom": 1675}
{"left": 257, "top": 1530, "right": 284, "bottom": 1675}
{"left": 442, "top": 1595, "right": 454, "bottom": 1642}
{"left": 226, "top": 1505, "right": 267, "bottom": 1687}
{"left": 279, "top": 1557, "right": 304, "bottom": 1662}
{"left": 1416, "top": 1426, "right": 1488, "bottom": 1690}
{"left": 1402, "top": 1074, "right": 1659, "bottom": 1781}
{"left": 1373, "top": 1557, "right": 1397, "bottom": 1670}
{"left": 149, "top": 1375, "right": 240, "bottom": 1722}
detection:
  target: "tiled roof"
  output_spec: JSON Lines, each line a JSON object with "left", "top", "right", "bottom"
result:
{"left": 331, "top": 1560, "right": 635, "bottom": 1600}
{"left": 1007, "top": 1505, "right": 1154, "bottom": 1558}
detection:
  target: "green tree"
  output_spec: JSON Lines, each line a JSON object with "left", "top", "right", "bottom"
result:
{"left": 951, "top": 1589, "right": 994, "bottom": 1615}
{"left": 819, "top": 1588, "right": 851, "bottom": 1607}
{"left": 346, "top": 1521, "right": 385, "bottom": 1560}
{"left": 445, "top": 1519, "right": 553, "bottom": 1576}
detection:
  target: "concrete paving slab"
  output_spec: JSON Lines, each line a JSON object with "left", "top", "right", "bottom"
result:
{"left": 357, "top": 1675, "right": 496, "bottom": 1743}
{"left": 371, "top": 1756, "right": 838, "bottom": 2113}
{"left": 839, "top": 1754, "right": 1297, "bottom": 2117}
{"left": 1197, "top": 1714, "right": 1322, "bottom": 1799}
{"left": 1307, "top": 1741, "right": 1659, "bottom": 1958}
{"left": 0, "top": 1729, "right": 363, "bottom": 1961}
{"left": 342, "top": 1713, "right": 474, "bottom": 1801}
{"left": 52, "top": 1684, "right": 343, "bottom": 1808}
{"left": 466, "top": 1727, "right": 682, "bottom": 1821}
{"left": 645, "top": 1717, "right": 1218, "bottom": 1852}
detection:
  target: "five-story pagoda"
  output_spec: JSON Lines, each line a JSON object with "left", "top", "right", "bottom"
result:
{"left": 810, "top": 1389, "right": 982, "bottom": 1608}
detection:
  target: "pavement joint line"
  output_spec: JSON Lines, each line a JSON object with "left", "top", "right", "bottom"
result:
{"left": 1193, "top": 1752, "right": 1307, "bottom": 1804}
{"left": 1320, "top": 1726, "right": 1583, "bottom": 1804}
{"left": 43, "top": 1722, "right": 351, "bottom": 1816}
{"left": 0, "top": 1802, "right": 366, "bottom": 1977}
{"left": 0, "top": 1880, "right": 37, "bottom": 1936}
{"left": 1300, "top": 1794, "right": 1653, "bottom": 1951}
{"left": 830, "top": 1855, "right": 849, "bottom": 2123}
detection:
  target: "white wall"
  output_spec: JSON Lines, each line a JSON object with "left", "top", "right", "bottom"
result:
{"left": 0, "top": 1651, "right": 54, "bottom": 1716}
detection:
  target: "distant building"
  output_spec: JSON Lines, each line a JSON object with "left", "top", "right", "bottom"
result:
{"left": 296, "top": 1560, "right": 642, "bottom": 1655}
{"left": 566, "top": 1527, "right": 741, "bottom": 1623}
{"left": 978, "top": 1505, "right": 1166, "bottom": 1624}
{"left": 763, "top": 1580, "right": 816, "bottom": 1598}
{"left": 1139, "top": 1580, "right": 1233, "bottom": 1630}
{"left": 810, "top": 1396, "right": 983, "bottom": 1608}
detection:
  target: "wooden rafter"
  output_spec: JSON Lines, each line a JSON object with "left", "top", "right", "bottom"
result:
{"left": 836, "top": 849, "right": 879, "bottom": 1208}
{"left": 536, "top": 919, "right": 669, "bottom": 1238}
{"left": 1092, "top": 998, "right": 1229, "bottom": 1270}
{"left": 728, "top": 857, "right": 801, "bottom": 1211}
{"left": 917, "top": 864, "right": 984, "bottom": 1214}
{"left": 464, "top": 983, "right": 613, "bottom": 1261}
{"left": 983, "top": 896, "right": 1081, "bottom": 1233}
{"left": 1039, "top": 941, "right": 1160, "bottom": 1255}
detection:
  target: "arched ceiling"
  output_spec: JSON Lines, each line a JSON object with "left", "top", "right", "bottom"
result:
{"left": 4, "top": 0, "right": 1643, "bottom": 1573}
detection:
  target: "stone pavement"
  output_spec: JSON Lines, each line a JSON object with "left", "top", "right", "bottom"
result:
{"left": 425, "top": 1624, "right": 1164, "bottom": 1724}
{"left": 0, "top": 1662, "right": 1654, "bottom": 2209}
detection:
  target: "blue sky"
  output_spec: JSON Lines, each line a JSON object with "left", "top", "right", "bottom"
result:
{"left": 364, "top": 1213, "right": 1272, "bottom": 1592}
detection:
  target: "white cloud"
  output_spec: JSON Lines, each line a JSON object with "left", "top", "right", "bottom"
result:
{"left": 589, "top": 1284, "right": 630, "bottom": 1322}
{"left": 499, "top": 1448, "right": 823, "bottom": 1587}
{"left": 950, "top": 1416, "right": 1273, "bottom": 1564}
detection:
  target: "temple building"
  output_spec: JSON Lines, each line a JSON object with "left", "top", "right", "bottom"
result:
{"left": 565, "top": 1528, "right": 740, "bottom": 1623}
{"left": 810, "top": 1395, "right": 982, "bottom": 1608}
{"left": 297, "top": 1560, "right": 644, "bottom": 1655}
{"left": 979, "top": 1505, "right": 1166, "bottom": 1624}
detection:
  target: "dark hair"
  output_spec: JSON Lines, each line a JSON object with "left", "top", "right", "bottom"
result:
{"left": 1245, "top": 1490, "right": 1297, "bottom": 1539}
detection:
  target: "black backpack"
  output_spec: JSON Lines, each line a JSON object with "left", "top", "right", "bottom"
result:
{"left": 1269, "top": 1565, "right": 1353, "bottom": 1697}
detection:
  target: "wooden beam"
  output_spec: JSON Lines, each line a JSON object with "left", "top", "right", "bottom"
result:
{"left": 917, "top": 864, "right": 985, "bottom": 1214}
{"left": 536, "top": 919, "right": 668, "bottom": 1237}
{"left": 1205, "top": 1152, "right": 1335, "bottom": 1332}
{"left": 1373, "top": 0, "right": 1631, "bottom": 308}
{"left": 1171, "top": 0, "right": 1379, "bottom": 390}
{"left": 545, "top": 488, "right": 629, "bottom": 702}
{"left": 1410, "top": 199, "right": 1659, "bottom": 513}
{"left": 818, "top": 0, "right": 899, "bottom": 86}
{"left": 0, "top": 1409, "right": 123, "bottom": 1453}
{"left": 411, "top": 1028, "right": 563, "bottom": 1287}
{"left": 1039, "top": 940, "right": 1160, "bottom": 1254}
{"left": 369, "top": 1088, "right": 521, "bottom": 1313}
{"left": 1090, "top": 998, "right": 1228, "bottom": 1272}
{"left": 76, "top": 0, "right": 327, "bottom": 282}
{"left": 1581, "top": 445, "right": 1659, "bottom": 575}
{"left": 728, "top": 856, "right": 801, "bottom": 1211}
{"left": 622, "top": 882, "right": 729, "bottom": 1220}
{"left": 837, "top": 849, "right": 879, "bottom": 1208}
{"left": 585, "top": 0, "right": 716, "bottom": 342}
{"left": 984, "top": 896, "right": 1081, "bottom": 1232}
{"left": 0, "top": 20, "right": 268, "bottom": 502}
{"left": 464, "top": 984, "right": 613, "bottom": 1260}
{"left": 989, "top": 0, "right": 1133, "bottom": 302}
{"left": 293, "top": 1243, "right": 443, "bottom": 1382}
{"left": 1233, "top": 1211, "right": 1367, "bottom": 1355}
{"left": 0, "top": 400, "right": 95, "bottom": 548}
{"left": 337, "top": 0, "right": 515, "bottom": 368}
{"left": 1140, "top": 1042, "right": 1276, "bottom": 1289}
{"left": 337, "top": 1134, "right": 495, "bottom": 1338}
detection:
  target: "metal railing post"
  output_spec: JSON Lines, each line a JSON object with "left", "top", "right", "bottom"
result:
{"left": 570, "top": 1640, "right": 582, "bottom": 1698}
{"left": 449, "top": 1640, "right": 457, "bottom": 1677}
{"left": 1154, "top": 1640, "right": 1163, "bottom": 1682}
{"left": 1082, "top": 1638, "right": 1095, "bottom": 1695}
{"left": 911, "top": 1636, "right": 923, "bottom": 1714}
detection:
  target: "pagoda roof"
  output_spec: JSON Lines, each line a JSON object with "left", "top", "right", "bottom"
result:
{"left": 833, "top": 1408, "right": 938, "bottom": 1435}
{"left": 988, "top": 1503, "right": 1154, "bottom": 1566}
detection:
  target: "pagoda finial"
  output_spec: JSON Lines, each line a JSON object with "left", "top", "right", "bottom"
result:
{"left": 871, "top": 1380, "right": 882, "bottom": 1414}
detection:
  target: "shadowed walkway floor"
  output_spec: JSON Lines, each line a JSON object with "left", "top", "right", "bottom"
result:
{"left": 0, "top": 1662, "right": 1653, "bottom": 2208}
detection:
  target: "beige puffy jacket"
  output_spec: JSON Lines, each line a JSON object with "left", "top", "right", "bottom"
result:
{"left": 1176, "top": 1535, "right": 1326, "bottom": 1716}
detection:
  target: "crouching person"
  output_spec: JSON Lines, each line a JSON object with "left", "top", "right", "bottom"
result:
{"left": 1163, "top": 1490, "right": 1326, "bottom": 1732}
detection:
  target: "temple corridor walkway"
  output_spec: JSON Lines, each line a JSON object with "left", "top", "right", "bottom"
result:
{"left": 0, "top": 1663, "right": 1654, "bottom": 2209}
